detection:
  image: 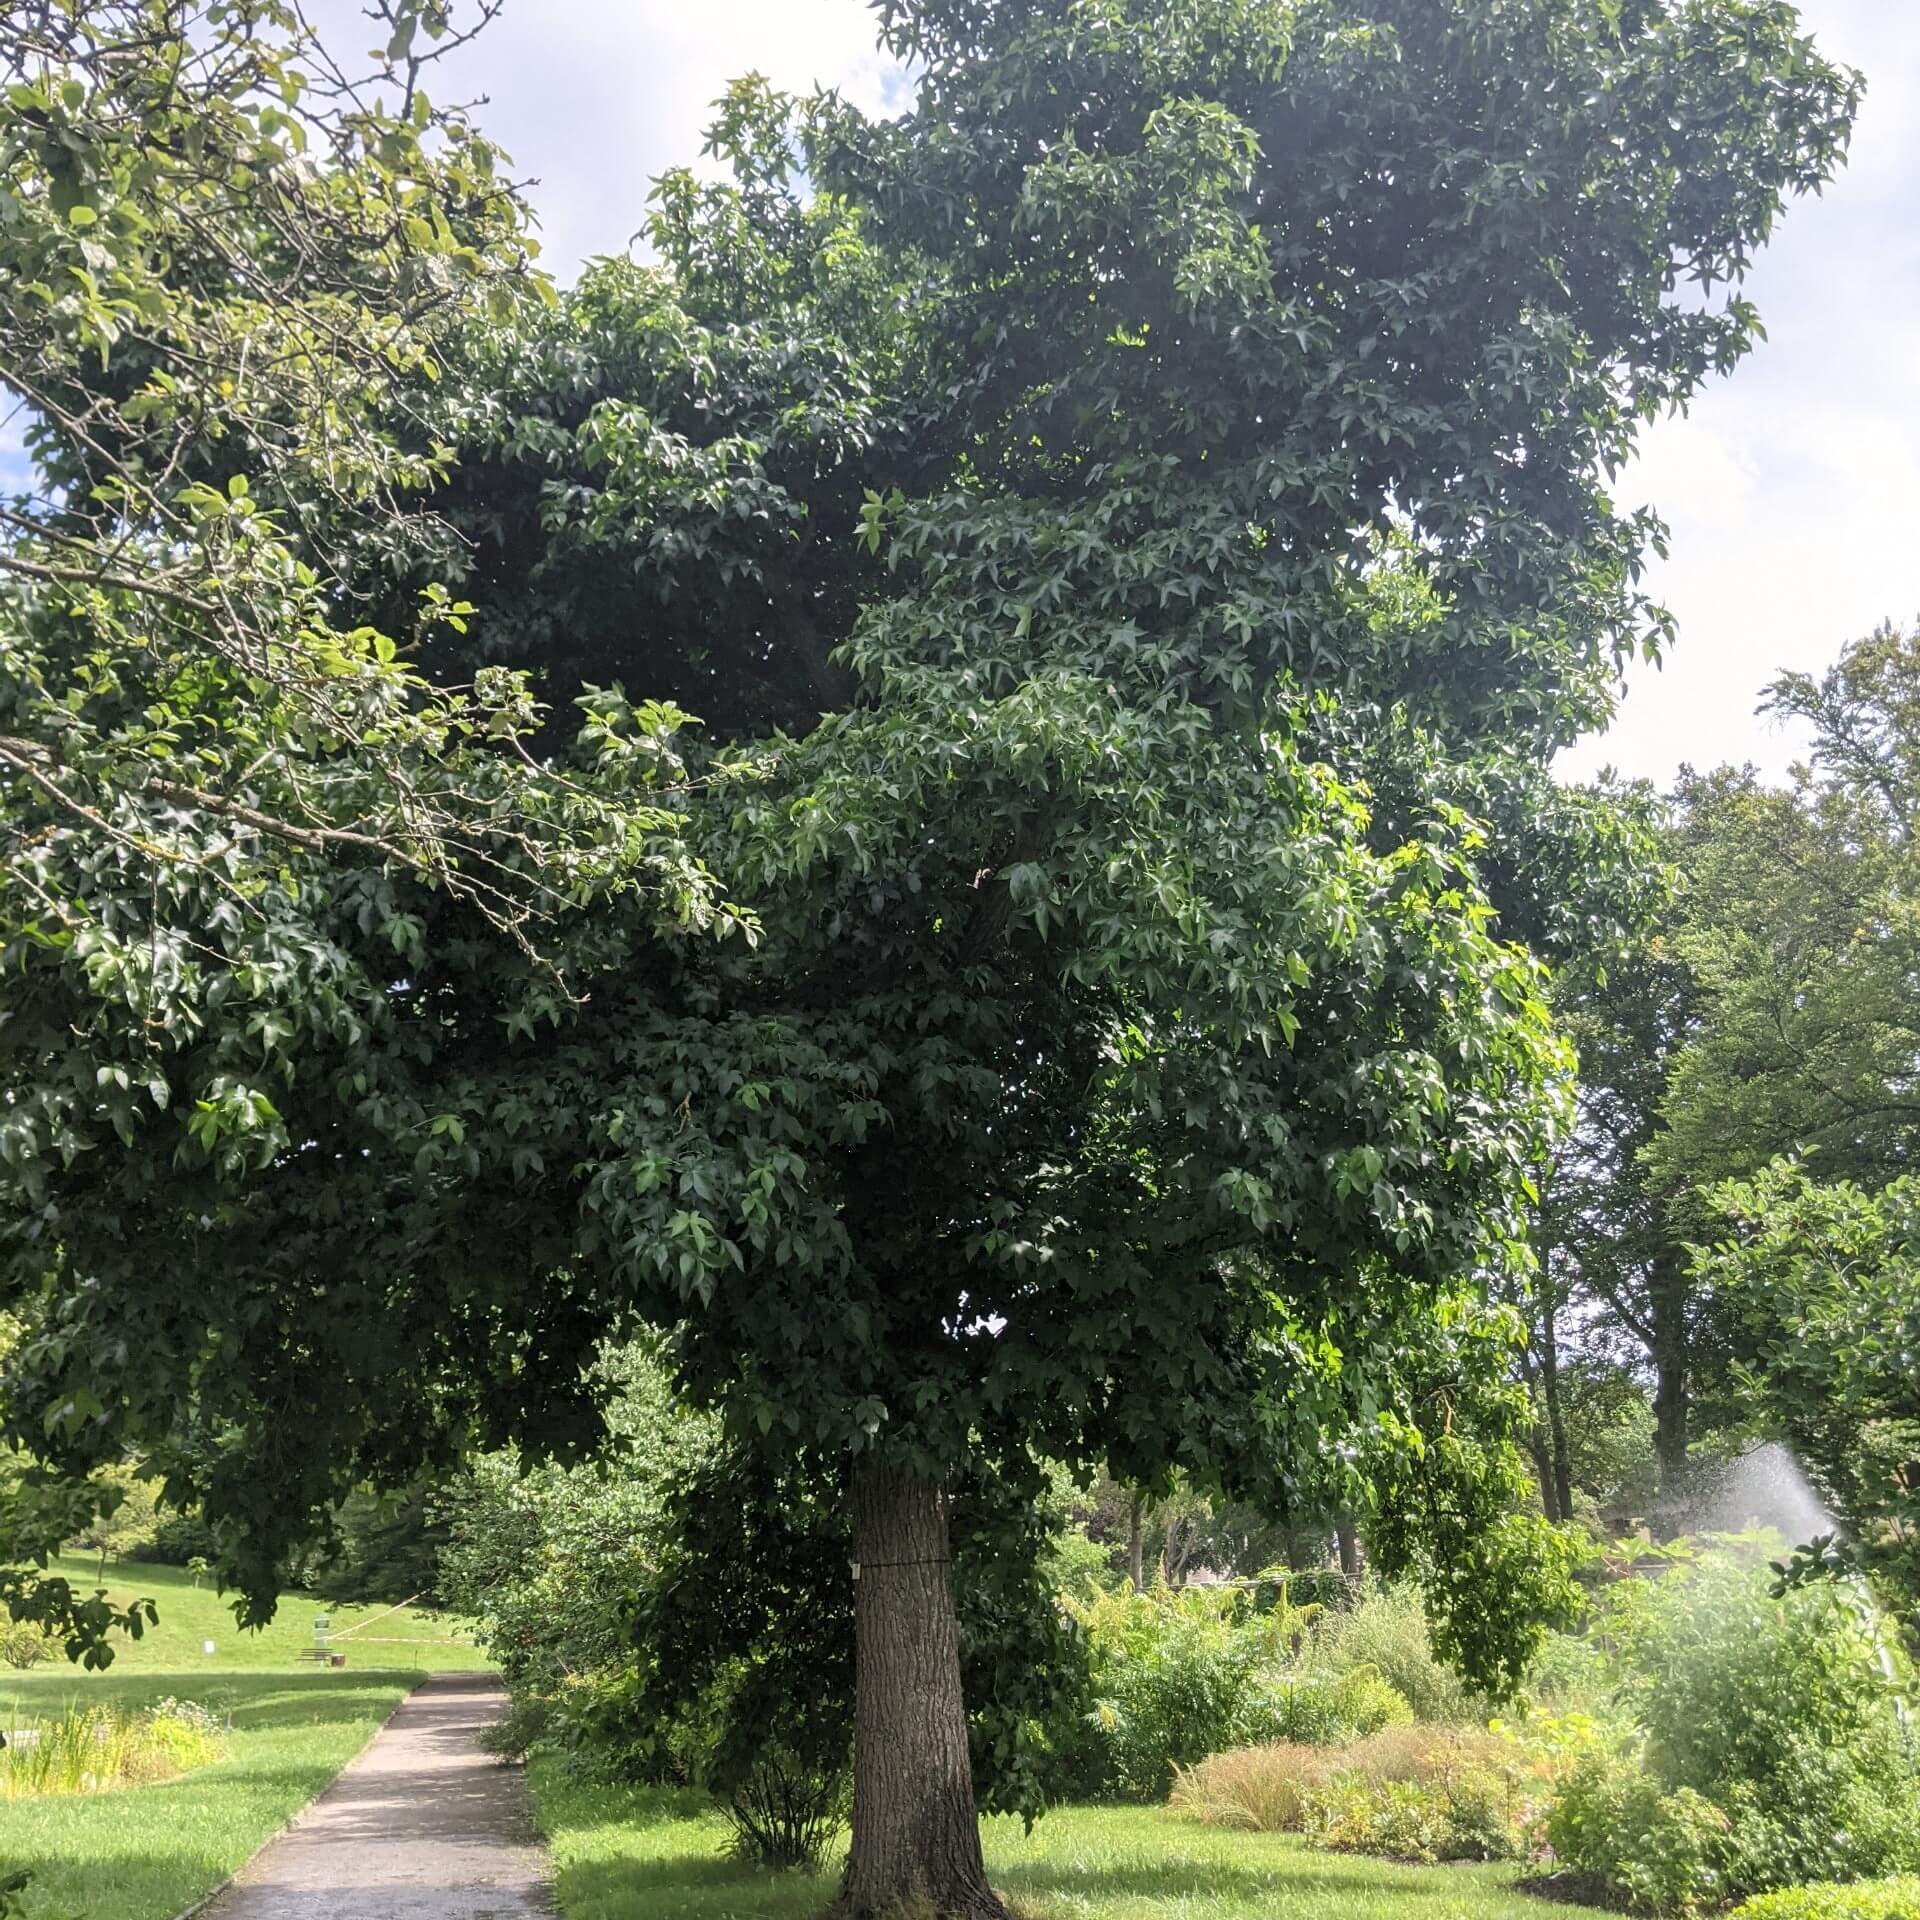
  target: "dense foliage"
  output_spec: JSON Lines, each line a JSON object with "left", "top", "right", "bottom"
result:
{"left": 1730, "top": 1882, "right": 1920, "bottom": 1920}
{"left": 1059, "top": 1580, "right": 1407, "bottom": 1799}
{"left": 1546, "top": 1551, "right": 1920, "bottom": 1909}
{"left": 0, "top": 0, "right": 741, "bottom": 1651}
{"left": 1522, "top": 627, "right": 1920, "bottom": 1551}
{"left": 0, "top": 2, "right": 1862, "bottom": 1908}
{"left": 1697, "top": 1169, "right": 1920, "bottom": 1615}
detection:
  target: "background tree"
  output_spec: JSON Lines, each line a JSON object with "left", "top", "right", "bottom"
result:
{"left": 1697, "top": 1165, "right": 1920, "bottom": 1622}
{"left": 1536, "top": 908, "right": 1708, "bottom": 1523}
{"left": 1656, "top": 629, "right": 1920, "bottom": 1199}
{"left": 1673, "top": 629, "right": 1920, "bottom": 1611}
{"left": 1, "top": 5, "right": 1857, "bottom": 1917}
{"left": 1533, "top": 626, "right": 1920, "bottom": 1541}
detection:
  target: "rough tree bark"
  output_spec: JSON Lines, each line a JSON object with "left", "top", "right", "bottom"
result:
{"left": 1126, "top": 1491, "right": 1145, "bottom": 1591}
{"left": 1538, "top": 1287, "right": 1575, "bottom": 1525}
{"left": 1335, "top": 1514, "right": 1362, "bottom": 1580}
{"left": 839, "top": 1459, "right": 1009, "bottom": 1920}
{"left": 1649, "top": 1245, "right": 1691, "bottom": 1535}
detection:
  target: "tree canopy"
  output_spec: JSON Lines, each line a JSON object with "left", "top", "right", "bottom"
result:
{"left": 0, "top": 2, "right": 1858, "bottom": 1911}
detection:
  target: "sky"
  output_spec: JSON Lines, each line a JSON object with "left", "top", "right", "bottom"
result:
{"left": 15, "top": 3, "right": 1915, "bottom": 790}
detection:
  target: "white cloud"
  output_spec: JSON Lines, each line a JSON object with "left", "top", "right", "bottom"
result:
{"left": 317, "top": 0, "right": 909, "bottom": 270}
{"left": 1559, "top": 0, "right": 1920, "bottom": 787}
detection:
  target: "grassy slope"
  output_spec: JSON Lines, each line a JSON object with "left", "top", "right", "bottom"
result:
{"left": 529, "top": 1773, "right": 1556, "bottom": 1920}
{"left": 2, "top": 1558, "right": 494, "bottom": 1920}
{"left": 20, "top": 1552, "right": 496, "bottom": 1673}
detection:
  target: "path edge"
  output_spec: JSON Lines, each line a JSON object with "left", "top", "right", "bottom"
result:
{"left": 163, "top": 1673, "right": 434, "bottom": 1920}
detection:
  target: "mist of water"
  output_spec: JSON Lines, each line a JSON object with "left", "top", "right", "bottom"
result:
{"left": 1680, "top": 1441, "right": 1837, "bottom": 1545}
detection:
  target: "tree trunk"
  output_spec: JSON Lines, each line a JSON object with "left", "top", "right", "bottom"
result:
{"left": 1335, "top": 1514, "right": 1362, "bottom": 1581}
{"left": 1527, "top": 1425, "right": 1560, "bottom": 1522}
{"left": 1127, "top": 1492, "right": 1145, "bottom": 1591}
{"left": 839, "top": 1460, "right": 1008, "bottom": 1920}
{"left": 1650, "top": 1246, "right": 1691, "bottom": 1535}
{"left": 1538, "top": 1288, "right": 1575, "bottom": 1525}
{"left": 1160, "top": 1513, "right": 1194, "bottom": 1588}
{"left": 1516, "top": 1340, "right": 1560, "bottom": 1521}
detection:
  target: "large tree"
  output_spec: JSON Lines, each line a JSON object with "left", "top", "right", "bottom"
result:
{"left": 1, "top": 4, "right": 1856, "bottom": 1915}
{"left": 1537, "top": 897, "right": 1706, "bottom": 1516}
{"left": 0, "top": 0, "right": 742, "bottom": 1658}
{"left": 1674, "top": 629, "right": 1920, "bottom": 1599}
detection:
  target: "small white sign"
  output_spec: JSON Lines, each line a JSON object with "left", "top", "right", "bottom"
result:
{"left": 203, "top": 1640, "right": 216, "bottom": 1655}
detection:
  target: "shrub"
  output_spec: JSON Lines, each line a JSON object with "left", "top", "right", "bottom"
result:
{"left": 720, "top": 1746, "right": 851, "bottom": 1871}
{"left": 1320, "top": 1582, "right": 1480, "bottom": 1721}
{"left": 1303, "top": 1727, "right": 1543, "bottom": 1864}
{"left": 1546, "top": 1747, "right": 1734, "bottom": 1914}
{"left": 0, "top": 1620, "right": 61, "bottom": 1671}
{"left": 1550, "top": 1553, "right": 1920, "bottom": 1905}
{"left": 126, "top": 1508, "right": 218, "bottom": 1568}
{"left": 1523, "top": 1627, "right": 1607, "bottom": 1708}
{"left": 1306, "top": 1777, "right": 1455, "bottom": 1863}
{"left": 1066, "top": 1583, "right": 1284, "bottom": 1798}
{"left": 1254, "top": 1665, "right": 1412, "bottom": 1745}
{"left": 1731, "top": 1880, "right": 1920, "bottom": 1920}
{"left": 1065, "top": 1582, "right": 1405, "bottom": 1799}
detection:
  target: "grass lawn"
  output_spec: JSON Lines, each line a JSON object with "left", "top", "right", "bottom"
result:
{"left": 20, "top": 1552, "right": 496, "bottom": 1674}
{"left": 1, "top": 1558, "right": 496, "bottom": 1920}
{"left": 529, "top": 1771, "right": 1562, "bottom": 1920}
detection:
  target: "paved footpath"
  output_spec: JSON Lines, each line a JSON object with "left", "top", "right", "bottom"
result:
{"left": 200, "top": 1673, "right": 553, "bottom": 1920}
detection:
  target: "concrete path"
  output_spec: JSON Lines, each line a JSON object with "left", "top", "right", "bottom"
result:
{"left": 200, "top": 1673, "right": 553, "bottom": 1920}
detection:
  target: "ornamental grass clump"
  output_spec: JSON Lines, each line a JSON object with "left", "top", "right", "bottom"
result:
{"left": 1173, "top": 1723, "right": 1545, "bottom": 1862}
{"left": 0, "top": 1700, "right": 224, "bottom": 1799}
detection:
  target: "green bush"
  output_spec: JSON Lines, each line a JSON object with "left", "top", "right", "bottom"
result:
{"left": 1306, "top": 1777, "right": 1454, "bottom": 1863}
{"left": 1300, "top": 1725, "right": 1542, "bottom": 1865}
{"left": 125, "top": 1508, "right": 218, "bottom": 1568}
{"left": 1249, "top": 1665, "right": 1412, "bottom": 1745}
{"left": 0, "top": 1620, "right": 60, "bottom": 1671}
{"left": 438, "top": 1344, "right": 716, "bottom": 1706}
{"left": 1074, "top": 1589, "right": 1266, "bottom": 1797}
{"left": 719, "top": 1745, "right": 851, "bottom": 1872}
{"left": 1543, "top": 1552, "right": 1920, "bottom": 1911}
{"left": 1730, "top": 1880, "right": 1920, "bottom": 1920}
{"left": 0, "top": 1701, "right": 225, "bottom": 1800}
{"left": 1547, "top": 1747, "right": 1732, "bottom": 1914}
{"left": 1320, "top": 1582, "right": 1480, "bottom": 1722}
{"left": 1064, "top": 1580, "right": 1346, "bottom": 1799}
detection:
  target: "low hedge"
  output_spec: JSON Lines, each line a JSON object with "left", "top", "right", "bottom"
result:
{"left": 1731, "top": 1880, "right": 1920, "bottom": 1920}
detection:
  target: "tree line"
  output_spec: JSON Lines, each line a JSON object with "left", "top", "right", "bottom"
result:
{"left": 1526, "top": 626, "right": 1920, "bottom": 1610}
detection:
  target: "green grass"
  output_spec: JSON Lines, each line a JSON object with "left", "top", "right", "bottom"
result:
{"left": 22, "top": 1552, "right": 496, "bottom": 1674}
{"left": 0, "top": 1559, "right": 497, "bottom": 1920}
{"left": 528, "top": 1772, "right": 1563, "bottom": 1920}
